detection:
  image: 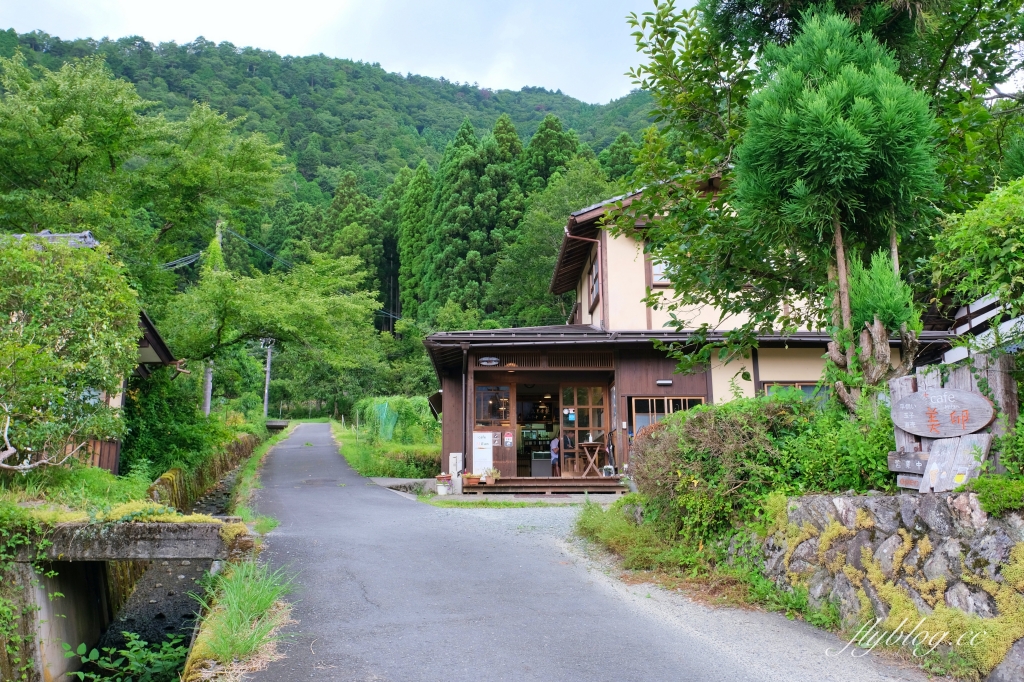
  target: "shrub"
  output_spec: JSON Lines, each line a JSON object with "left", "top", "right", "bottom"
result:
{"left": 63, "top": 632, "right": 187, "bottom": 682}
{"left": 629, "top": 393, "right": 895, "bottom": 543}
{"left": 121, "top": 367, "right": 230, "bottom": 479}
{"left": 967, "top": 476, "right": 1024, "bottom": 516}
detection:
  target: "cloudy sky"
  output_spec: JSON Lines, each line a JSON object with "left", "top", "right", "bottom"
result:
{"left": 1, "top": 0, "right": 660, "bottom": 104}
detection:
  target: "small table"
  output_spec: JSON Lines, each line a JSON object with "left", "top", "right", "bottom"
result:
{"left": 579, "top": 442, "right": 603, "bottom": 478}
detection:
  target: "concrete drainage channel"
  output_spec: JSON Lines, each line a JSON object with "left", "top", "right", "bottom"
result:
{"left": 96, "top": 465, "right": 244, "bottom": 652}
{"left": 4, "top": 463, "right": 252, "bottom": 682}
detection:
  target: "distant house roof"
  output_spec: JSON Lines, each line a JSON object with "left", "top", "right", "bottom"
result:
{"left": 11, "top": 229, "right": 102, "bottom": 248}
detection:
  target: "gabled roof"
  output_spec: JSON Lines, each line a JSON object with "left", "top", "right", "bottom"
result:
{"left": 549, "top": 191, "right": 642, "bottom": 295}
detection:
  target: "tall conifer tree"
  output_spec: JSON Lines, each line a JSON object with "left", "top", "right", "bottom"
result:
{"left": 518, "top": 114, "right": 581, "bottom": 194}
{"left": 398, "top": 161, "right": 434, "bottom": 323}
{"left": 376, "top": 167, "right": 414, "bottom": 325}
{"left": 420, "top": 119, "right": 484, "bottom": 321}
{"left": 328, "top": 171, "right": 381, "bottom": 291}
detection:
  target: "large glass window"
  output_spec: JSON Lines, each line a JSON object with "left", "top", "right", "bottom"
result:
{"left": 475, "top": 386, "right": 510, "bottom": 427}
{"left": 631, "top": 397, "right": 704, "bottom": 432}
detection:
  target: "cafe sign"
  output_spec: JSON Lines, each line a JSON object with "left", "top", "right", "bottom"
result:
{"left": 891, "top": 388, "right": 995, "bottom": 438}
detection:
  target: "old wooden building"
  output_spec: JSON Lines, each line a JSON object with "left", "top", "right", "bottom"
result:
{"left": 424, "top": 196, "right": 952, "bottom": 492}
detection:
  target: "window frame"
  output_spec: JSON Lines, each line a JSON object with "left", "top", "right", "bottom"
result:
{"left": 588, "top": 258, "right": 600, "bottom": 312}
{"left": 629, "top": 396, "right": 704, "bottom": 434}
{"left": 649, "top": 258, "right": 671, "bottom": 287}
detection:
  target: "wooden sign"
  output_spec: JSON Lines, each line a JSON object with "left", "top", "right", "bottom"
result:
{"left": 919, "top": 437, "right": 960, "bottom": 493}
{"left": 888, "top": 451, "right": 929, "bottom": 474}
{"left": 950, "top": 433, "right": 991, "bottom": 488}
{"left": 891, "top": 388, "right": 995, "bottom": 438}
{"left": 897, "top": 474, "right": 924, "bottom": 489}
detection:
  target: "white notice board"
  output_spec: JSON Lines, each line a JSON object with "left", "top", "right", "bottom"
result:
{"left": 472, "top": 432, "right": 493, "bottom": 474}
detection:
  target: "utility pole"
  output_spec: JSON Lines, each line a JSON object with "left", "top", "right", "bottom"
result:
{"left": 261, "top": 338, "right": 274, "bottom": 418}
{"left": 202, "top": 359, "right": 213, "bottom": 416}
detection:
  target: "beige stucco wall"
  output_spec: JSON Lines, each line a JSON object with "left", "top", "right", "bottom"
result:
{"left": 710, "top": 356, "right": 756, "bottom": 403}
{"left": 577, "top": 248, "right": 601, "bottom": 327}
{"left": 757, "top": 347, "right": 828, "bottom": 383}
{"left": 605, "top": 234, "right": 648, "bottom": 330}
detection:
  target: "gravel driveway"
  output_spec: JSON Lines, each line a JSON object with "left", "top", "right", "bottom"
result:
{"left": 249, "top": 422, "right": 928, "bottom": 682}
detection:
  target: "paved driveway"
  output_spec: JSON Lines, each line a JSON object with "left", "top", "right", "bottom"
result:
{"left": 250, "top": 422, "right": 926, "bottom": 682}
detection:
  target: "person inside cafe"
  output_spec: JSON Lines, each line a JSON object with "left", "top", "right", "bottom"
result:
{"left": 550, "top": 435, "right": 560, "bottom": 477}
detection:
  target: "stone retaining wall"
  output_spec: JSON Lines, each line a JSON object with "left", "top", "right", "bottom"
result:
{"left": 743, "top": 492, "right": 1024, "bottom": 680}
{"left": 148, "top": 434, "right": 259, "bottom": 512}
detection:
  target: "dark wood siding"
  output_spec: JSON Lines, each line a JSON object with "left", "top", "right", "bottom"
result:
{"left": 440, "top": 373, "right": 463, "bottom": 474}
{"left": 614, "top": 347, "right": 709, "bottom": 465}
{"left": 87, "top": 439, "right": 121, "bottom": 475}
{"left": 614, "top": 347, "right": 708, "bottom": 396}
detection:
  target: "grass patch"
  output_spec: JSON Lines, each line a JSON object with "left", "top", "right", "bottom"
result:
{"left": 331, "top": 421, "right": 441, "bottom": 478}
{"left": 575, "top": 496, "right": 841, "bottom": 626}
{"left": 191, "top": 559, "right": 293, "bottom": 665}
{"left": 0, "top": 462, "right": 153, "bottom": 515}
{"left": 253, "top": 516, "right": 280, "bottom": 534}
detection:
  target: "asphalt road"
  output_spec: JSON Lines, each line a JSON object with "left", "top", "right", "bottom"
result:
{"left": 250, "top": 422, "right": 927, "bottom": 682}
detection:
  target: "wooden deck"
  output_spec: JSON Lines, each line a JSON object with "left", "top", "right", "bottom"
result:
{"left": 462, "top": 476, "right": 626, "bottom": 495}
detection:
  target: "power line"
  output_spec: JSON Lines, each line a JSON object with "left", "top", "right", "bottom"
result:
{"left": 223, "top": 227, "right": 293, "bottom": 269}
{"left": 160, "top": 252, "right": 202, "bottom": 269}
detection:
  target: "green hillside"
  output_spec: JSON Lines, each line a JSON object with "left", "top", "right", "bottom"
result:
{"left": 1, "top": 29, "right": 652, "bottom": 195}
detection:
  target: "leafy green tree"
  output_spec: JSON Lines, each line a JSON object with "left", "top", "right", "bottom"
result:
{"left": 693, "top": 0, "right": 1024, "bottom": 212}
{"left": 0, "top": 236, "right": 140, "bottom": 471}
{"left": 4, "top": 29, "right": 655, "bottom": 197}
{"left": 398, "top": 161, "right": 434, "bottom": 323}
{"left": 598, "top": 131, "right": 638, "bottom": 181}
{"left": 488, "top": 159, "right": 615, "bottom": 326}
{"left": 0, "top": 52, "right": 284, "bottom": 304}
{"left": 517, "top": 114, "right": 581, "bottom": 194}
{"left": 932, "top": 177, "right": 1024, "bottom": 319}
{"left": 619, "top": 12, "right": 939, "bottom": 411}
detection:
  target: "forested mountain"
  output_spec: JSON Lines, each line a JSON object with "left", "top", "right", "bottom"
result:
{"left": 0, "top": 28, "right": 644, "bottom": 420}
{"left": 0, "top": 29, "right": 652, "bottom": 196}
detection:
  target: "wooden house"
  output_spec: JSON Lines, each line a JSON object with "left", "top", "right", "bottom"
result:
{"left": 424, "top": 196, "right": 954, "bottom": 493}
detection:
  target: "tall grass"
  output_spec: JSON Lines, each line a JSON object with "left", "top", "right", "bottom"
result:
{"left": 192, "top": 560, "right": 293, "bottom": 664}
{"left": 332, "top": 422, "right": 441, "bottom": 478}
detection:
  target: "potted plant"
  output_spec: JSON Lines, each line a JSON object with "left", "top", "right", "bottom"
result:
{"left": 484, "top": 467, "right": 501, "bottom": 485}
{"left": 463, "top": 472, "right": 482, "bottom": 486}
